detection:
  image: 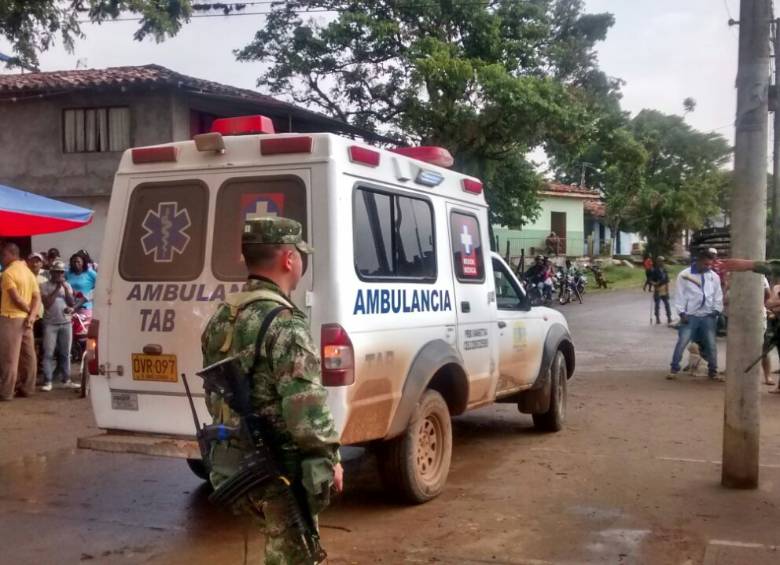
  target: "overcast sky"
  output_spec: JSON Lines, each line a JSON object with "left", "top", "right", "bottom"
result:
{"left": 0, "top": 0, "right": 740, "bottom": 143}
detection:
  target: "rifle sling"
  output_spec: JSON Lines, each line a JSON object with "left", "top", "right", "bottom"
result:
{"left": 249, "top": 305, "right": 292, "bottom": 381}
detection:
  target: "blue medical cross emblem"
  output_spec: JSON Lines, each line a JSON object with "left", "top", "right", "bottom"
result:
{"left": 141, "top": 202, "right": 192, "bottom": 263}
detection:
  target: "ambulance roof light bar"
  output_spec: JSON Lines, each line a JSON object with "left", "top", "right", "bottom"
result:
{"left": 391, "top": 146, "right": 454, "bottom": 169}
{"left": 210, "top": 115, "right": 275, "bottom": 136}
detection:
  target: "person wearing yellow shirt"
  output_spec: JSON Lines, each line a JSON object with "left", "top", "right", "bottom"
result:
{"left": 0, "top": 243, "right": 41, "bottom": 400}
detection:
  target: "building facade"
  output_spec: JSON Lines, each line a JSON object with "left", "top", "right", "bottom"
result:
{"left": 493, "top": 183, "right": 595, "bottom": 260}
{"left": 0, "top": 65, "right": 379, "bottom": 260}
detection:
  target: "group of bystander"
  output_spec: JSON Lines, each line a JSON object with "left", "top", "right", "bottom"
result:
{"left": 0, "top": 242, "right": 97, "bottom": 400}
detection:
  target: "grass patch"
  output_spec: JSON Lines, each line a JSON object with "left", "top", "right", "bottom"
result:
{"left": 589, "top": 263, "right": 686, "bottom": 293}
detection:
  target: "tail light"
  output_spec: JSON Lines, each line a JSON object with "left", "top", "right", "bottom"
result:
{"left": 321, "top": 324, "right": 354, "bottom": 386}
{"left": 87, "top": 319, "right": 100, "bottom": 375}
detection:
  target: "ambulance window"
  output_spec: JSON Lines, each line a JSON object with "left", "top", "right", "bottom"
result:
{"left": 450, "top": 212, "right": 485, "bottom": 282}
{"left": 353, "top": 187, "right": 436, "bottom": 282}
{"left": 119, "top": 181, "right": 208, "bottom": 281}
{"left": 213, "top": 176, "right": 307, "bottom": 281}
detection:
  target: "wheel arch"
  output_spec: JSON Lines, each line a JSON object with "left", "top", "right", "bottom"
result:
{"left": 386, "top": 339, "right": 468, "bottom": 439}
{"left": 515, "top": 323, "right": 575, "bottom": 414}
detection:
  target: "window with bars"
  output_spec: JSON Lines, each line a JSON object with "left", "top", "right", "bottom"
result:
{"left": 62, "top": 107, "right": 131, "bottom": 153}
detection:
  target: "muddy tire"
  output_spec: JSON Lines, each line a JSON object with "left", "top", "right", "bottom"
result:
{"left": 532, "top": 350, "right": 568, "bottom": 432}
{"left": 377, "top": 389, "right": 452, "bottom": 504}
{"left": 186, "top": 458, "right": 210, "bottom": 481}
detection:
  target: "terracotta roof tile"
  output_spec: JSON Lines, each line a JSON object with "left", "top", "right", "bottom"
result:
{"left": 584, "top": 199, "right": 606, "bottom": 218}
{"left": 0, "top": 64, "right": 284, "bottom": 105}
{"left": 0, "top": 64, "right": 392, "bottom": 141}
{"left": 542, "top": 182, "right": 600, "bottom": 197}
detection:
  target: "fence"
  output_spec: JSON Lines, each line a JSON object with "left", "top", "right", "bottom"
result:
{"left": 493, "top": 234, "right": 588, "bottom": 260}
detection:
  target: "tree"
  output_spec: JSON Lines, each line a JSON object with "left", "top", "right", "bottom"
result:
{"left": 236, "top": 0, "right": 615, "bottom": 227}
{"left": 683, "top": 97, "right": 697, "bottom": 116}
{"left": 629, "top": 109, "right": 731, "bottom": 256}
{"left": 1, "top": 1, "right": 193, "bottom": 68}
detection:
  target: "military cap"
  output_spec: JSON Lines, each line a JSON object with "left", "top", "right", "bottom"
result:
{"left": 242, "top": 216, "right": 313, "bottom": 254}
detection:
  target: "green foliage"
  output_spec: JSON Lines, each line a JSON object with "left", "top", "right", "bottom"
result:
{"left": 236, "top": 0, "right": 615, "bottom": 227}
{"left": 0, "top": 1, "right": 192, "bottom": 68}
{"left": 630, "top": 110, "right": 731, "bottom": 256}
{"left": 552, "top": 100, "right": 731, "bottom": 257}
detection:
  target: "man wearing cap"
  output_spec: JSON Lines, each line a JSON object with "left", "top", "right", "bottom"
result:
{"left": 669, "top": 249, "right": 723, "bottom": 380}
{"left": 39, "top": 260, "right": 78, "bottom": 391}
{"left": 0, "top": 243, "right": 41, "bottom": 400}
{"left": 201, "top": 216, "right": 342, "bottom": 564}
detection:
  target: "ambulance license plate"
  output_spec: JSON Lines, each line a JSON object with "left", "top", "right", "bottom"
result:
{"left": 131, "top": 354, "right": 178, "bottom": 383}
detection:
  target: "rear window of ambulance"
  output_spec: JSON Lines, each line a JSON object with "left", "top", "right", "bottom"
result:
{"left": 119, "top": 181, "right": 208, "bottom": 281}
{"left": 212, "top": 176, "right": 307, "bottom": 281}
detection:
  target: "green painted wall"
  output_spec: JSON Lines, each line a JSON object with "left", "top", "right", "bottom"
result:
{"left": 494, "top": 196, "right": 585, "bottom": 258}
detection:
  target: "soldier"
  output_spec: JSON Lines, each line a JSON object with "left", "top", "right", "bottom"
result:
{"left": 201, "top": 216, "right": 343, "bottom": 564}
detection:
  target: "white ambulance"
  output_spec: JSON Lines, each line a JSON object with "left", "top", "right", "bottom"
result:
{"left": 80, "top": 115, "right": 576, "bottom": 503}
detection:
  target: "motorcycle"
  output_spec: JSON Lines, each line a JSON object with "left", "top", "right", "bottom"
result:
{"left": 559, "top": 272, "right": 585, "bottom": 305}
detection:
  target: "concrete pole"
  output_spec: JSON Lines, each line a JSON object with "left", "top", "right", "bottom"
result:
{"left": 772, "top": 20, "right": 780, "bottom": 256}
{"left": 723, "top": 0, "right": 771, "bottom": 489}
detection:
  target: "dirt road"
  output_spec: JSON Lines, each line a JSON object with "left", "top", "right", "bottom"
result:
{"left": 1, "top": 289, "right": 778, "bottom": 564}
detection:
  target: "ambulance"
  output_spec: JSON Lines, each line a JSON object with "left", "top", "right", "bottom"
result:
{"left": 79, "top": 115, "right": 576, "bottom": 503}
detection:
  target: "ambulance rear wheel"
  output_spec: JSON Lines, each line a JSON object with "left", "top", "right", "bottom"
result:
{"left": 532, "top": 350, "right": 567, "bottom": 432}
{"left": 378, "top": 389, "right": 452, "bottom": 504}
{"left": 186, "top": 458, "right": 211, "bottom": 482}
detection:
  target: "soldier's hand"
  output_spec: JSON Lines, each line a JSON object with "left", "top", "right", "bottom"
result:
{"left": 721, "top": 259, "right": 756, "bottom": 272}
{"left": 333, "top": 463, "right": 344, "bottom": 494}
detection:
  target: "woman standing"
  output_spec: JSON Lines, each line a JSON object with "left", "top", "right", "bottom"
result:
{"left": 66, "top": 253, "right": 97, "bottom": 323}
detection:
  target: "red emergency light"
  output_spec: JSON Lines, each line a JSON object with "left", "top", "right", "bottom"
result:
{"left": 349, "top": 145, "right": 381, "bottom": 167}
{"left": 211, "top": 115, "right": 275, "bottom": 136}
{"left": 261, "top": 136, "right": 313, "bottom": 155}
{"left": 462, "top": 178, "right": 483, "bottom": 194}
{"left": 132, "top": 146, "right": 179, "bottom": 164}
{"left": 391, "top": 146, "right": 454, "bottom": 168}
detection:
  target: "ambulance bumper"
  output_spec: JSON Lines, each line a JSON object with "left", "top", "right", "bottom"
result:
{"left": 77, "top": 430, "right": 201, "bottom": 459}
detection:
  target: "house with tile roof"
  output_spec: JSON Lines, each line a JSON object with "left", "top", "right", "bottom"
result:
{"left": 583, "top": 197, "right": 644, "bottom": 256}
{"left": 493, "top": 183, "right": 598, "bottom": 259}
{"left": 0, "top": 64, "right": 383, "bottom": 258}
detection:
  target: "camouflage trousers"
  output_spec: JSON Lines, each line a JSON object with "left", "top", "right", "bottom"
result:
{"left": 210, "top": 444, "right": 325, "bottom": 564}
{"left": 247, "top": 482, "right": 321, "bottom": 565}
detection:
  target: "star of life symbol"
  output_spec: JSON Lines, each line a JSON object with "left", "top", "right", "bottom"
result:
{"left": 141, "top": 202, "right": 192, "bottom": 263}
{"left": 460, "top": 224, "right": 474, "bottom": 255}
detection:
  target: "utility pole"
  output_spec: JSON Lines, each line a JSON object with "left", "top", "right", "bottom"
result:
{"left": 771, "top": 19, "right": 780, "bottom": 256}
{"left": 723, "top": 0, "right": 771, "bottom": 489}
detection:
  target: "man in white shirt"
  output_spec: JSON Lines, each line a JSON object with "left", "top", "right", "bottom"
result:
{"left": 669, "top": 249, "right": 724, "bottom": 380}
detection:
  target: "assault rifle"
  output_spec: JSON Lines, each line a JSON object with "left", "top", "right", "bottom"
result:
{"left": 182, "top": 357, "right": 326, "bottom": 564}
{"left": 744, "top": 320, "right": 780, "bottom": 373}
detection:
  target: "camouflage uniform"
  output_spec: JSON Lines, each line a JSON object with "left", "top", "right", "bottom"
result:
{"left": 201, "top": 217, "right": 339, "bottom": 565}
{"left": 753, "top": 260, "right": 780, "bottom": 277}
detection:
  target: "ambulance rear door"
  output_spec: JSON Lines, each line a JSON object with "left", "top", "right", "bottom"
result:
{"left": 97, "top": 169, "right": 312, "bottom": 437}
{"left": 446, "top": 203, "right": 498, "bottom": 407}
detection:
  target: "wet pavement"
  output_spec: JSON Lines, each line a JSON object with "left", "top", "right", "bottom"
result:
{"left": 1, "top": 289, "right": 779, "bottom": 564}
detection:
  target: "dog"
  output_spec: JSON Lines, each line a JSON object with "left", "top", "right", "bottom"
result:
{"left": 683, "top": 342, "right": 703, "bottom": 375}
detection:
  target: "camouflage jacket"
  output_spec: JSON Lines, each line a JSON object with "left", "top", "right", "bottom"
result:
{"left": 753, "top": 260, "right": 780, "bottom": 277}
{"left": 201, "top": 276, "right": 340, "bottom": 483}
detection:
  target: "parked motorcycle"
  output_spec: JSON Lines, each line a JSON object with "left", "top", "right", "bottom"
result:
{"left": 559, "top": 272, "right": 585, "bottom": 305}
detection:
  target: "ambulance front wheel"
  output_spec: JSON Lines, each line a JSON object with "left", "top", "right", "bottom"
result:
{"left": 186, "top": 458, "right": 210, "bottom": 482}
{"left": 377, "top": 389, "right": 452, "bottom": 504}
